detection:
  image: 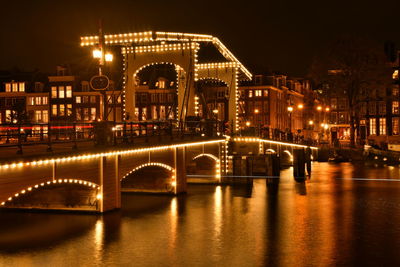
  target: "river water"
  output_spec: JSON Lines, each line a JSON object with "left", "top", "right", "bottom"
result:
{"left": 1, "top": 162, "right": 400, "bottom": 267}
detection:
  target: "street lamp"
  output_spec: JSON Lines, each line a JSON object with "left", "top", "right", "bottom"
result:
{"left": 105, "top": 53, "right": 113, "bottom": 62}
{"left": 317, "top": 106, "right": 322, "bottom": 111}
{"left": 254, "top": 108, "right": 260, "bottom": 136}
{"left": 287, "top": 106, "right": 293, "bottom": 139}
{"left": 297, "top": 104, "right": 304, "bottom": 109}
{"left": 246, "top": 121, "right": 251, "bottom": 127}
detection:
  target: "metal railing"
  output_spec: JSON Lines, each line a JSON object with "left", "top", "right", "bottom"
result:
{"left": 0, "top": 120, "right": 225, "bottom": 154}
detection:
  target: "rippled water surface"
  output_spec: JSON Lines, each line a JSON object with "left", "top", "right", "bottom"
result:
{"left": 1, "top": 162, "right": 400, "bottom": 267}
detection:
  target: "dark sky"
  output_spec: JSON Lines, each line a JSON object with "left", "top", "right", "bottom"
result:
{"left": 1, "top": 0, "right": 400, "bottom": 76}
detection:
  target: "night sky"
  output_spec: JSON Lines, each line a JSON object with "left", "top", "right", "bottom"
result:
{"left": 1, "top": 0, "right": 400, "bottom": 76}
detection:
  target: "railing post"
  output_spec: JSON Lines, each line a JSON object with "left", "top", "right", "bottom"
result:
{"left": 123, "top": 121, "right": 128, "bottom": 143}
{"left": 47, "top": 122, "right": 52, "bottom": 152}
{"left": 130, "top": 122, "right": 134, "bottom": 144}
{"left": 145, "top": 122, "right": 149, "bottom": 142}
{"left": 6, "top": 128, "right": 10, "bottom": 144}
{"left": 40, "top": 125, "right": 44, "bottom": 141}
{"left": 17, "top": 124, "right": 23, "bottom": 155}
{"left": 72, "top": 122, "right": 78, "bottom": 150}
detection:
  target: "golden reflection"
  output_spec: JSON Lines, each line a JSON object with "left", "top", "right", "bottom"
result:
{"left": 93, "top": 218, "right": 104, "bottom": 264}
{"left": 214, "top": 186, "right": 223, "bottom": 238}
{"left": 169, "top": 197, "right": 178, "bottom": 251}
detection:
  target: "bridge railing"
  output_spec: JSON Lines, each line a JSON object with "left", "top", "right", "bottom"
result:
{"left": 0, "top": 120, "right": 225, "bottom": 154}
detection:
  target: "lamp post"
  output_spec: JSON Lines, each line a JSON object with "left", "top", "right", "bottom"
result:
{"left": 254, "top": 108, "right": 260, "bottom": 136}
{"left": 91, "top": 21, "right": 113, "bottom": 121}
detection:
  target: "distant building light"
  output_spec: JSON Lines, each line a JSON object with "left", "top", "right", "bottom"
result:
{"left": 297, "top": 104, "right": 303, "bottom": 109}
{"left": 93, "top": 49, "right": 102, "bottom": 59}
{"left": 393, "top": 70, "right": 399, "bottom": 80}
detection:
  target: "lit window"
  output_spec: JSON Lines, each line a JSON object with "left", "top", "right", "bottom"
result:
{"left": 91, "top": 108, "right": 96, "bottom": 120}
{"left": 393, "top": 70, "right": 399, "bottom": 80}
{"left": 12, "top": 83, "right": 18, "bottom": 92}
{"left": 142, "top": 107, "right": 147, "bottom": 120}
{"left": 35, "top": 110, "right": 42, "bottom": 122}
{"left": 151, "top": 105, "right": 158, "bottom": 119}
{"left": 255, "top": 90, "right": 262, "bottom": 97}
{"left": 51, "top": 87, "right": 57, "bottom": 98}
{"left": 393, "top": 117, "right": 399, "bottom": 135}
{"left": 393, "top": 101, "right": 399, "bottom": 114}
{"left": 5, "top": 83, "right": 11, "bottom": 92}
{"left": 90, "top": 96, "right": 96, "bottom": 103}
{"left": 159, "top": 80, "right": 165, "bottom": 89}
{"left": 52, "top": 105, "right": 57, "bottom": 116}
{"left": 59, "top": 86, "right": 65, "bottom": 98}
{"left": 248, "top": 90, "right": 253, "bottom": 98}
{"left": 19, "top": 82, "right": 25, "bottom": 92}
{"left": 370, "top": 118, "right": 376, "bottom": 135}
{"left": 5, "top": 110, "right": 12, "bottom": 122}
{"left": 28, "top": 97, "right": 35, "bottom": 105}
{"left": 42, "top": 97, "right": 48, "bottom": 105}
{"left": 66, "top": 86, "right": 72, "bottom": 98}
{"left": 263, "top": 90, "right": 268, "bottom": 97}
{"left": 35, "top": 97, "right": 42, "bottom": 105}
{"left": 67, "top": 104, "right": 72, "bottom": 116}
{"left": 43, "top": 110, "right": 48, "bottom": 123}
{"left": 76, "top": 96, "right": 81, "bottom": 103}
{"left": 379, "top": 118, "right": 386, "bottom": 135}
{"left": 59, "top": 104, "right": 65, "bottom": 116}
{"left": 84, "top": 108, "right": 89, "bottom": 120}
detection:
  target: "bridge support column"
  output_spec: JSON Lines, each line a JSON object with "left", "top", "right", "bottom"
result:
{"left": 174, "top": 147, "right": 187, "bottom": 194}
{"left": 99, "top": 155, "right": 121, "bottom": 213}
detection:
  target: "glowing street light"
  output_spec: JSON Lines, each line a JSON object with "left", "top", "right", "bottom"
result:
{"left": 213, "top": 109, "right": 219, "bottom": 114}
{"left": 308, "top": 120, "right": 314, "bottom": 125}
{"left": 325, "top": 107, "right": 330, "bottom": 112}
{"left": 297, "top": 104, "right": 304, "bottom": 109}
{"left": 105, "top": 53, "right": 113, "bottom": 62}
{"left": 92, "top": 49, "right": 102, "bottom": 59}
{"left": 317, "top": 106, "right": 322, "bottom": 111}
{"left": 245, "top": 121, "right": 251, "bottom": 127}
{"left": 254, "top": 108, "right": 259, "bottom": 114}
{"left": 287, "top": 106, "right": 293, "bottom": 112}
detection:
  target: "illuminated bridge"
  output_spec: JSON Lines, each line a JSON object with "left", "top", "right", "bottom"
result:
{"left": 0, "top": 134, "right": 317, "bottom": 213}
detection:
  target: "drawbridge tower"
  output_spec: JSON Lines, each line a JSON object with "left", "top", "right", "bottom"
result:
{"left": 80, "top": 31, "right": 252, "bottom": 132}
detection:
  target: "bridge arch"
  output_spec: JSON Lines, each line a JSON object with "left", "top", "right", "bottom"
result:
{"left": 121, "top": 162, "right": 176, "bottom": 193}
{"left": 266, "top": 148, "right": 276, "bottom": 153}
{"left": 191, "top": 153, "right": 221, "bottom": 182}
{"left": 121, "top": 162, "right": 175, "bottom": 181}
{"left": 133, "top": 62, "right": 186, "bottom": 79}
{"left": 1, "top": 179, "right": 100, "bottom": 209}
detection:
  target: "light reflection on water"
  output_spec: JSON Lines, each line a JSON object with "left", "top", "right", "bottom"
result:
{"left": 1, "top": 162, "right": 400, "bottom": 266}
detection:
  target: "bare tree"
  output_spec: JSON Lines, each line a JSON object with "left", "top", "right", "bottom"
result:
{"left": 309, "top": 36, "right": 393, "bottom": 147}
